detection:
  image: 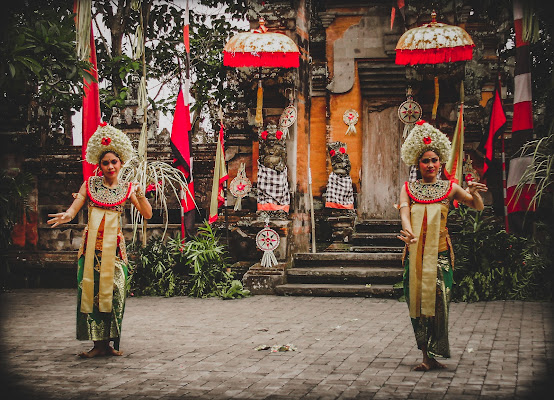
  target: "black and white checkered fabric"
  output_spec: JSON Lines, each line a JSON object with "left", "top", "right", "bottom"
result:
{"left": 257, "top": 162, "right": 290, "bottom": 206}
{"left": 409, "top": 165, "right": 418, "bottom": 182}
{"left": 325, "top": 172, "right": 354, "bottom": 205}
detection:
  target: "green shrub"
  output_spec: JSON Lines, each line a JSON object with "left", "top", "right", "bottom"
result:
{"left": 449, "top": 206, "right": 552, "bottom": 302}
{"left": 127, "top": 221, "right": 250, "bottom": 299}
{"left": 127, "top": 235, "right": 188, "bottom": 297}
{"left": 172, "top": 221, "right": 250, "bottom": 299}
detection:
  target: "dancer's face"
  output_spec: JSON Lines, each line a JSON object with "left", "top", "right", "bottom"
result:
{"left": 100, "top": 152, "right": 121, "bottom": 179}
{"left": 419, "top": 150, "right": 440, "bottom": 181}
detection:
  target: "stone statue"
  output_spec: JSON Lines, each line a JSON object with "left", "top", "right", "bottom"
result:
{"left": 328, "top": 141, "right": 351, "bottom": 176}
{"left": 257, "top": 124, "right": 290, "bottom": 218}
{"left": 325, "top": 141, "right": 354, "bottom": 209}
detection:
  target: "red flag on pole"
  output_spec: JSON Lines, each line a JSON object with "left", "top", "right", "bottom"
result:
{"left": 183, "top": 0, "right": 190, "bottom": 54}
{"left": 170, "top": 85, "right": 195, "bottom": 214}
{"left": 478, "top": 82, "right": 506, "bottom": 177}
{"left": 81, "top": 22, "right": 101, "bottom": 181}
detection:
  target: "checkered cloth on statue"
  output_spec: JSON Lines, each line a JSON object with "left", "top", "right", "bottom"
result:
{"left": 325, "top": 172, "right": 354, "bottom": 209}
{"left": 257, "top": 161, "right": 290, "bottom": 212}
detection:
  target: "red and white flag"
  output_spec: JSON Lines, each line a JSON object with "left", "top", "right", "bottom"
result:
{"left": 512, "top": 0, "right": 533, "bottom": 134}
{"left": 506, "top": 157, "right": 536, "bottom": 214}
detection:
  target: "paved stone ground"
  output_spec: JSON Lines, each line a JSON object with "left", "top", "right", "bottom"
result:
{"left": 0, "top": 289, "right": 552, "bottom": 400}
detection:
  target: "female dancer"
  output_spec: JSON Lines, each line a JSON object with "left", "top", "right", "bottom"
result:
{"left": 397, "top": 120, "right": 487, "bottom": 371}
{"left": 48, "top": 123, "right": 152, "bottom": 358}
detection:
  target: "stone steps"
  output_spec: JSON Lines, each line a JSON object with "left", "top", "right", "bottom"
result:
{"left": 275, "top": 283, "right": 401, "bottom": 298}
{"left": 276, "top": 219, "right": 405, "bottom": 298}
{"left": 287, "top": 266, "right": 404, "bottom": 285}
{"left": 294, "top": 252, "right": 401, "bottom": 267}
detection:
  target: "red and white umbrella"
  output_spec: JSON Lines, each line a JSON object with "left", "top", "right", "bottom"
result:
{"left": 223, "top": 18, "right": 300, "bottom": 127}
{"left": 395, "top": 11, "right": 474, "bottom": 65}
{"left": 223, "top": 18, "right": 299, "bottom": 68}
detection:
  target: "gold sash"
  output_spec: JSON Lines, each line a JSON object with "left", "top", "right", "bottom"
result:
{"left": 80, "top": 207, "right": 120, "bottom": 314}
{"left": 408, "top": 202, "right": 441, "bottom": 318}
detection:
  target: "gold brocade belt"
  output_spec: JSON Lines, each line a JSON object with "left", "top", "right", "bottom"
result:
{"left": 80, "top": 207, "right": 120, "bottom": 314}
{"left": 408, "top": 202, "right": 443, "bottom": 319}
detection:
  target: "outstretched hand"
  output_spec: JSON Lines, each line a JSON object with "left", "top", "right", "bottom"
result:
{"left": 467, "top": 180, "right": 488, "bottom": 195}
{"left": 47, "top": 212, "right": 73, "bottom": 228}
{"left": 397, "top": 229, "right": 417, "bottom": 245}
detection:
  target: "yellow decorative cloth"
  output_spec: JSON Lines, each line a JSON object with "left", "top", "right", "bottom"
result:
{"left": 80, "top": 207, "right": 120, "bottom": 313}
{"left": 406, "top": 180, "right": 452, "bottom": 318}
{"left": 409, "top": 203, "right": 441, "bottom": 318}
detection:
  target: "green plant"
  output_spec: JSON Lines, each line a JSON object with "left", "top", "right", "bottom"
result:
{"left": 448, "top": 205, "right": 552, "bottom": 302}
{"left": 127, "top": 235, "right": 188, "bottom": 297}
{"left": 215, "top": 275, "right": 250, "bottom": 300}
{"left": 171, "top": 221, "right": 249, "bottom": 299}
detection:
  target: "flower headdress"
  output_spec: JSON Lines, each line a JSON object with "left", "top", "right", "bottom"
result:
{"left": 260, "top": 128, "right": 284, "bottom": 141}
{"left": 85, "top": 122, "right": 136, "bottom": 165}
{"left": 328, "top": 141, "right": 347, "bottom": 157}
{"left": 400, "top": 120, "right": 451, "bottom": 166}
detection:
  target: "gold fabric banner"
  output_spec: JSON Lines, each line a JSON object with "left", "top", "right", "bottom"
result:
{"left": 80, "top": 207, "right": 120, "bottom": 314}
{"left": 409, "top": 202, "right": 441, "bottom": 318}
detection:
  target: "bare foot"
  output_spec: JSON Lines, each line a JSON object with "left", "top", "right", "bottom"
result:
{"left": 429, "top": 359, "right": 447, "bottom": 370}
{"left": 107, "top": 346, "right": 123, "bottom": 356}
{"left": 413, "top": 362, "right": 431, "bottom": 371}
{"left": 78, "top": 347, "right": 106, "bottom": 358}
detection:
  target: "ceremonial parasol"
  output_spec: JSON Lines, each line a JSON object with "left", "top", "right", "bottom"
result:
{"left": 395, "top": 11, "right": 474, "bottom": 121}
{"left": 223, "top": 17, "right": 300, "bottom": 68}
{"left": 223, "top": 17, "right": 300, "bottom": 127}
{"left": 395, "top": 11, "right": 474, "bottom": 66}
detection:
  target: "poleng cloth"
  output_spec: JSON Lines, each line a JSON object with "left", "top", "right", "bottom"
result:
{"left": 406, "top": 180, "right": 452, "bottom": 318}
{"left": 325, "top": 172, "right": 354, "bottom": 209}
{"left": 257, "top": 161, "right": 290, "bottom": 211}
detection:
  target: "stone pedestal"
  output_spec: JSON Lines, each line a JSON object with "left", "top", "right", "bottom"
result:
{"left": 242, "top": 262, "right": 286, "bottom": 295}
{"left": 321, "top": 209, "right": 357, "bottom": 243}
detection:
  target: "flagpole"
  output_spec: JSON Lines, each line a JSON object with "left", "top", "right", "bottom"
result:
{"left": 501, "top": 130, "right": 509, "bottom": 233}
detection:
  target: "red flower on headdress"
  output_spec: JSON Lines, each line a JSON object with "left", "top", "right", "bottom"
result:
{"left": 275, "top": 130, "right": 283, "bottom": 140}
{"left": 423, "top": 136, "right": 432, "bottom": 145}
{"left": 99, "top": 121, "right": 108, "bottom": 127}
{"left": 329, "top": 149, "right": 336, "bottom": 157}
{"left": 261, "top": 130, "right": 268, "bottom": 140}
{"left": 101, "top": 137, "right": 111, "bottom": 146}
{"left": 339, "top": 147, "right": 346, "bottom": 154}
{"left": 416, "top": 119, "right": 426, "bottom": 126}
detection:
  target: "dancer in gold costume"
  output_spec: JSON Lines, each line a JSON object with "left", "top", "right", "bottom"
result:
{"left": 397, "top": 121, "right": 487, "bottom": 371}
{"left": 48, "top": 123, "right": 152, "bottom": 358}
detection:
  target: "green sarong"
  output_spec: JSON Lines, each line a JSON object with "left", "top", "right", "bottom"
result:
{"left": 76, "top": 252, "right": 128, "bottom": 350}
{"left": 403, "top": 250, "right": 453, "bottom": 359}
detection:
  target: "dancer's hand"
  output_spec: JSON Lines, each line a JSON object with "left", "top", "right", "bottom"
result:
{"left": 467, "top": 181, "right": 487, "bottom": 195}
{"left": 131, "top": 181, "right": 145, "bottom": 198}
{"left": 397, "top": 229, "right": 417, "bottom": 245}
{"left": 47, "top": 212, "right": 73, "bottom": 228}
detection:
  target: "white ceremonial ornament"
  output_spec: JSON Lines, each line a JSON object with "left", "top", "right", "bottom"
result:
{"left": 398, "top": 98, "right": 422, "bottom": 138}
{"left": 343, "top": 109, "right": 359, "bottom": 135}
{"left": 279, "top": 105, "right": 297, "bottom": 139}
{"left": 256, "top": 218, "right": 280, "bottom": 268}
{"left": 230, "top": 163, "right": 252, "bottom": 211}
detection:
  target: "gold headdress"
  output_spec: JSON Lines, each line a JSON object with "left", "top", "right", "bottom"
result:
{"left": 85, "top": 122, "right": 135, "bottom": 165}
{"left": 400, "top": 120, "right": 451, "bottom": 166}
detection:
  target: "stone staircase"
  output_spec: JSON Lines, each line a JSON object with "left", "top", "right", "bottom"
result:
{"left": 275, "top": 220, "right": 405, "bottom": 297}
